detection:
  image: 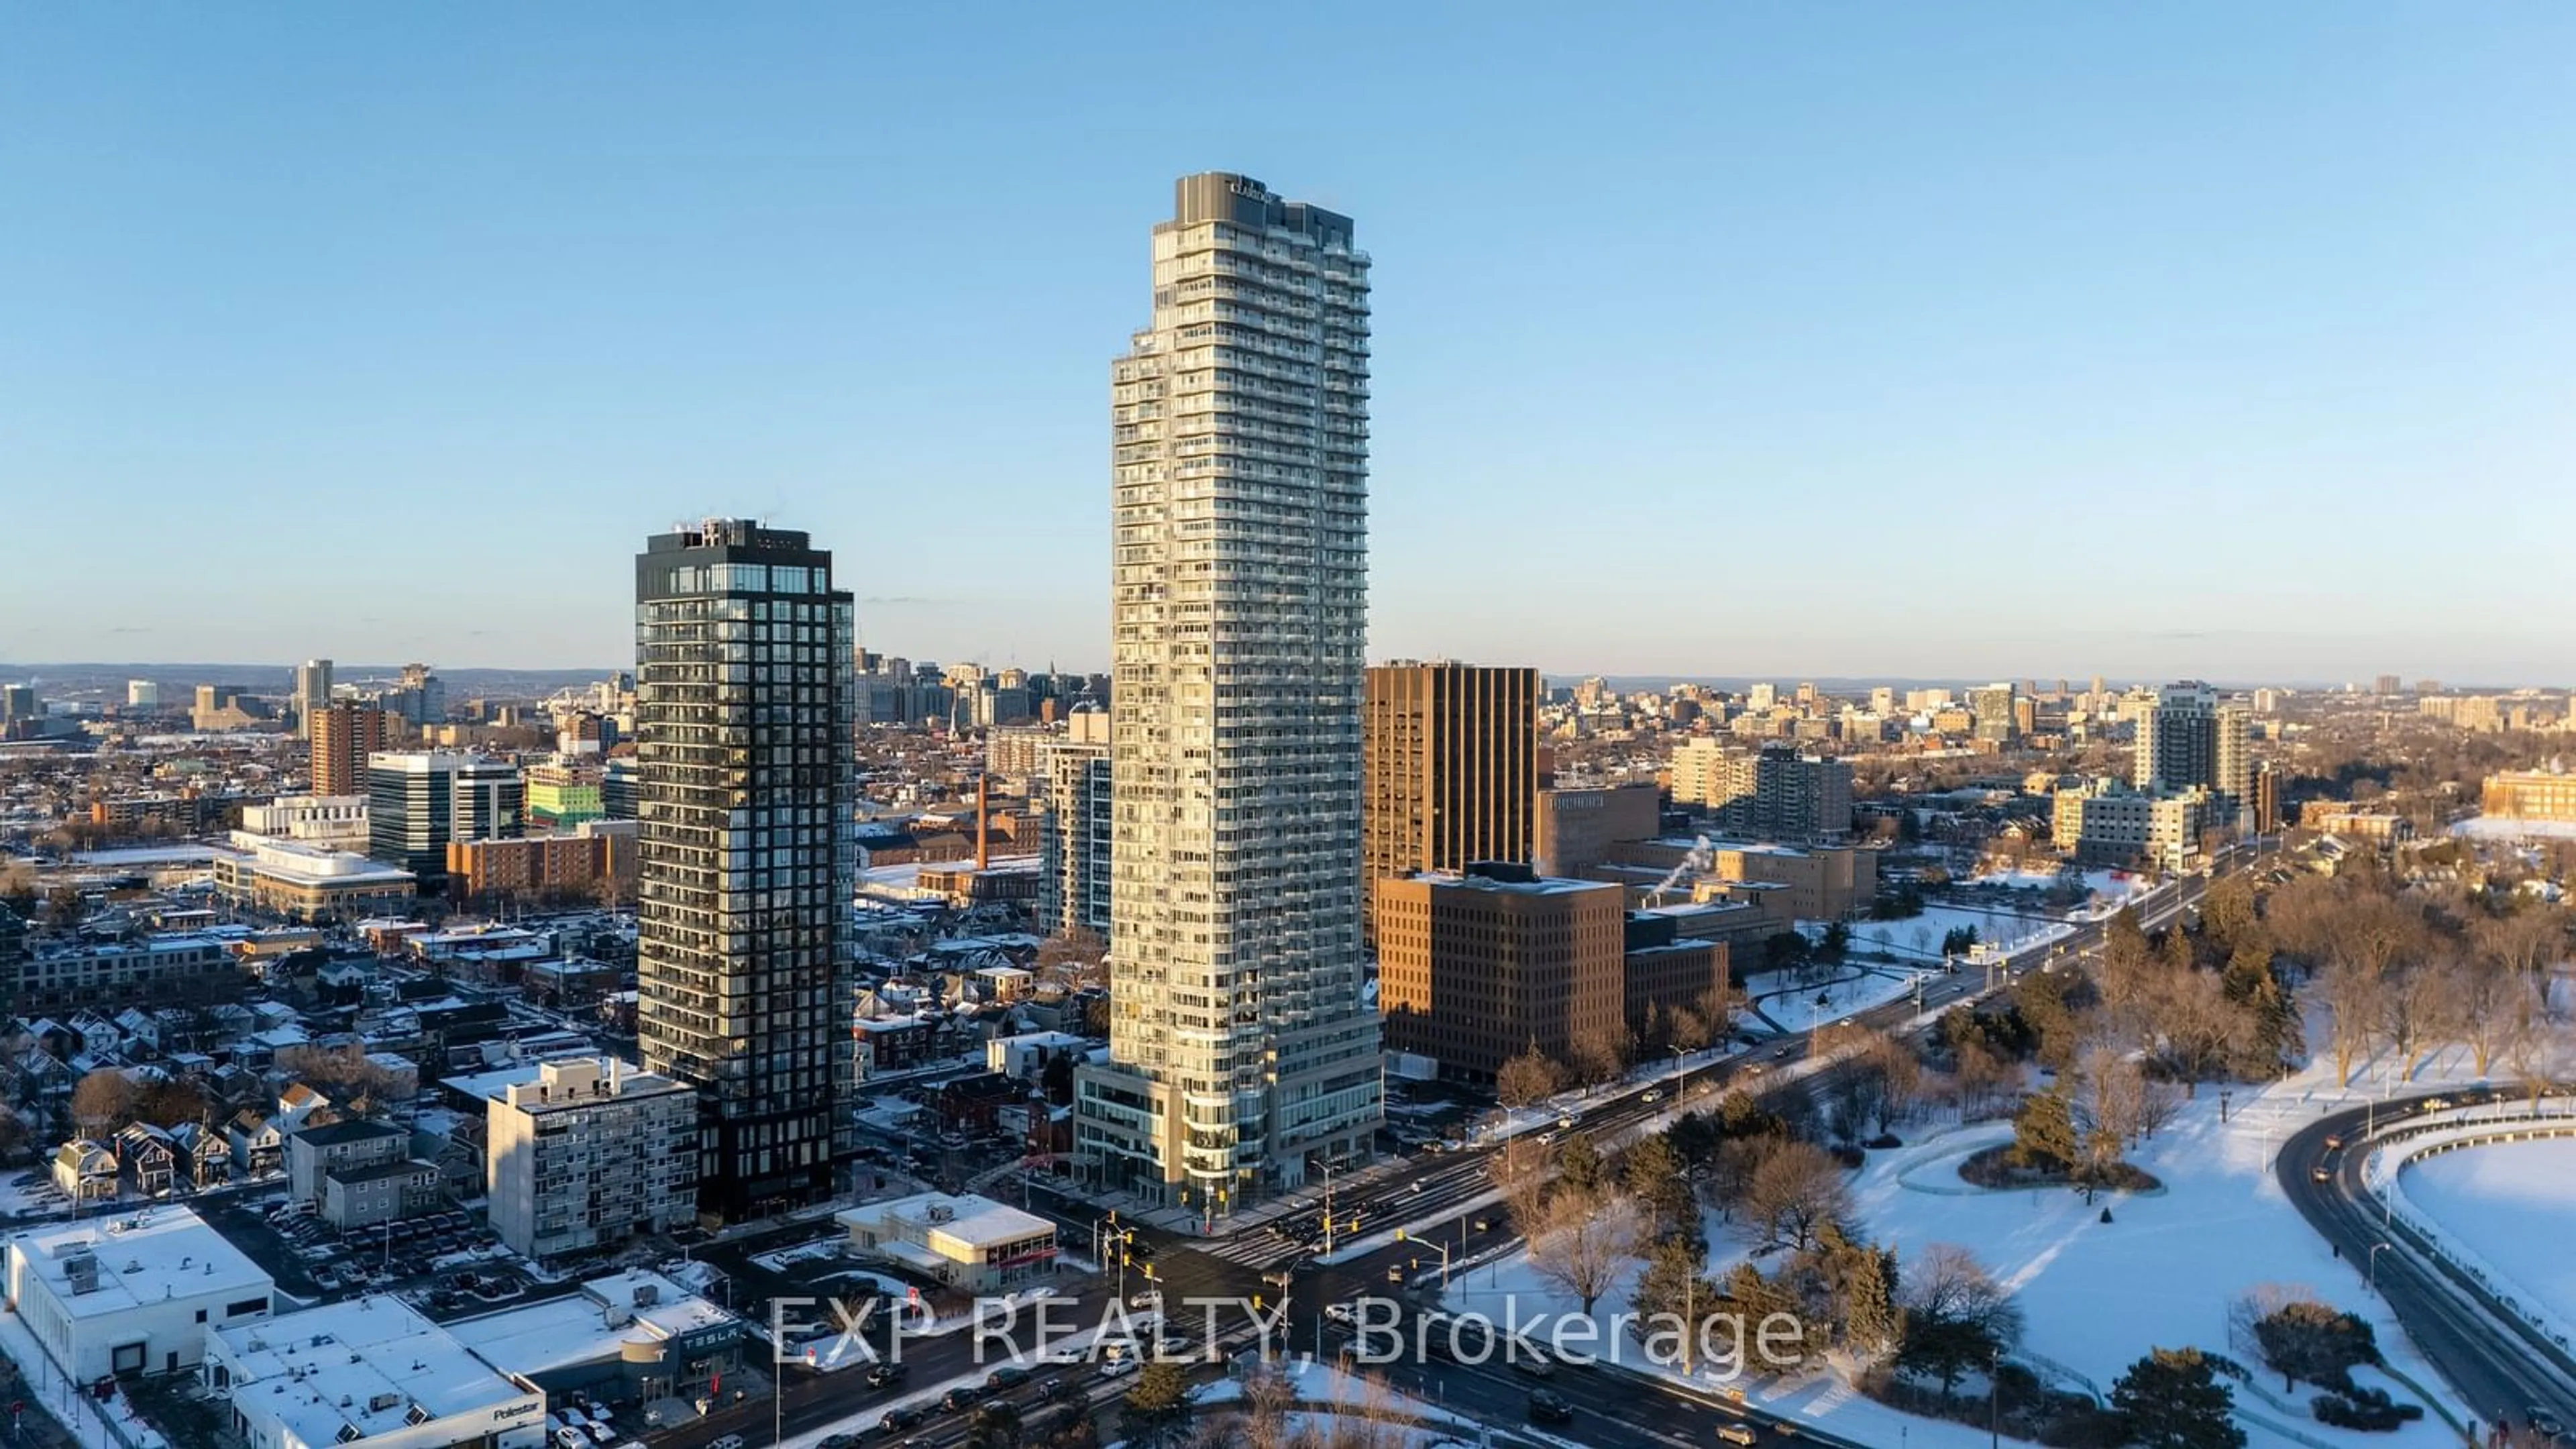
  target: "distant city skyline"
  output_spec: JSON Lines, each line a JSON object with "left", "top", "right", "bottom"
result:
{"left": 0, "top": 658, "right": 2563, "bottom": 698}
{"left": 6, "top": 7, "right": 2573, "bottom": 680}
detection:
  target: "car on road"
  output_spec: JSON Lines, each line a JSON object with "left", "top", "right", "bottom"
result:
{"left": 1642, "top": 1089, "right": 1662, "bottom": 1104}
{"left": 1323, "top": 1301, "right": 1360, "bottom": 1326}
{"left": 2528, "top": 1408, "right": 2567, "bottom": 1438}
{"left": 1773, "top": 1044, "right": 1794, "bottom": 1059}
{"left": 1128, "top": 1290, "right": 1161, "bottom": 1309}
{"left": 2310, "top": 1164, "right": 2332, "bottom": 1183}
{"left": 1407, "top": 1179, "right": 1427, "bottom": 1194}
{"left": 2322, "top": 1134, "right": 2344, "bottom": 1150}
{"left": 1527, "top": 1389, "right": 1573, "bottom": 1425}
{"left": 877, "top": 1405, "right": 927, "bottom": 1432}
{"left": 818, "top": 1436, "right": 859, "bottom": 1449}
{"left": 706, "top": 1437, "right": 745, "bottom": 1449}
{"left": 1097, "top": 1352, "right": 1138, "bottom": 1379}
{"left": 865, "top": 1362, "right": 907, "bottom": 1389}
{"left": 939, "top": 1386, "right": 981, "bottom": 1412}
{"left": 1717, "top": 1424, "right": 1760, "bottom": 1445}
{"left": 983, "top": 1365, "right": 1029, "bottom": 1391}
{"left": 1039, "top": 1378, "right": 1081, "bottom": 1403}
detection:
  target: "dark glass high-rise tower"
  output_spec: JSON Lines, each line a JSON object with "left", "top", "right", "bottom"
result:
{"left": 635, "top": 520, "right": 857, "bottom": 1222}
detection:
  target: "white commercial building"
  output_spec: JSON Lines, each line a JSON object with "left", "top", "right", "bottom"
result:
{"left": 443, "top": 1268, "right": 743, "bottom": 1409}
{"left": 238, "top": 794, "right": 371, "bottom": 851}
{"left": 837, "top": 1191, "right": 1057, "bottom": 1293}
{"left": 5, "top": 1207, "right": 274, "bottom": 1380}
{"left": 203, "top": 1295, "right": 546, "bottom": 1449}
{"left": 468, "top": 1057, "right": 697, "bottom": 1259}
{"left": 1075, "top": 172, "right": 1385, "bottom": 1216}
{"left": 213, "top": 832, "right": 418, "bottom": 923}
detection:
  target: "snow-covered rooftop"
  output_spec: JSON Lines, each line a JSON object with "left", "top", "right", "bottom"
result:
{"left": 8, "top": 1206, "right": 270, "bottom": 1320}
{"left": 213, "top": 1295, "right": 533, "bottom": 1447}
{"left": 444, "top": 1269, "right": 735, "bottom": 1378}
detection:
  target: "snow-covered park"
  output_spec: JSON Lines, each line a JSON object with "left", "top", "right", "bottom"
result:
{"left": 2396, "top": 1137, "right": 2576, "bottom": 1337}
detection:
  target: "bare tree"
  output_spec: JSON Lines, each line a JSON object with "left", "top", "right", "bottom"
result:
{"left": 1666, "top": 1006, "right": 1712, "bottom": 1055}
{"left": 1899, "top": 1242, "right": 2026, "bottom": 1393}
{"left": 2149, "top": 965, "right": 2244, "bottom": 1093}
{"left": 2318, "top": 961, "right": 2385, "bottom": 1088}
{"left": 1568, "top": 1024, "right": 1629, "bottom": 1088}
{"left": 2473, "top": 908, "right": 2565, "bottom": 1000}
{"left": 2378, "top": 961, "right": 2460, "bottom": 1083}
{"left": 1528, "top": 1185, "right": 1644, "bottom": 1318}
{"left": 2070, "top": 1045, "right": 2147, "bottom": 1171}
{"left": 70, "top": 1071, "right": 138, "bottom": 1138}
{"left": 2134, "top": 1077, "right": 2185, "bottom": 1140}
{"left": 1489, "top": 1134, "right": 1552, "bottom": 1235}
{"left": 2451, "top": 956, "right": 2527, "bottom": 1078}
{"left": 1494, "top": 1048, "right": 1564, "bottom": 1110}
{"left": 2502, "top": 1000, "right": 2559, "bottom": 1118}
{"left": 1741, "top": 1140, "right": 1851, "bottom": 1252}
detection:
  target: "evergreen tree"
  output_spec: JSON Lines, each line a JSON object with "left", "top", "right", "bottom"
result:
{"left": 1623, "top": 1133, "right": 1697, "bottom": 1236}
{"left": 1558, "top": 1132, "right": 1606, "bottom": 1194}
{"left": 2161, "top": 922, "right": 2195, "bottom": 973}
{"left": 2010, "top": 1087, "right": 2078, "bottom": 1173}
{"left": 2110, "top": 1347, "right": 2247, "bottom": 1449}
{"left": 1120, "top": 1362, "right": 1196, "bottom": 1448}
{"left": 1629, "top": 1234, "right": 1715, "bottom": 1339}
{"left": 2104, "top": 906, "right": 2149, "bottom": 975}
{"left": 1840, "top": 1238, "right": 1902, "bottom": 1360}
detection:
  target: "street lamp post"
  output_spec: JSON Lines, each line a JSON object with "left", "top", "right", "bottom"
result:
{"left": 1322, "top": 1159, "right": 1342, "bottom": 1255}
{"left": 1988, "top": 1347, "right": 2000, "bottom": 1449}
{"left": 2367, "top": 1242, "right": 2392, "bottom": 1294}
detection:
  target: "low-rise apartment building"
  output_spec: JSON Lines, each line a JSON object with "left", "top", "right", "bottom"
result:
{"left": 470, "top": 1057, "right": 697, "bottom": 1259}
{"left": 13, "top": 932, "right": 243, "bottom": 1015}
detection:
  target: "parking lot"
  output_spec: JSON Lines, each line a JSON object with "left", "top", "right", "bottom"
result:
{"left": 201, "top": 1193, "right": 533, "bottom": 1309}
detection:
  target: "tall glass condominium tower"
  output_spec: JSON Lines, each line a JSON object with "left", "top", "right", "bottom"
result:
{"left": 634, "top": 520, "right": 857, "bottom": 1222}
{"left": 1075, "top": 173, "right": 1385, "bottom": 1216}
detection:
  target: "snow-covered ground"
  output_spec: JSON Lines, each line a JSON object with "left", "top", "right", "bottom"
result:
{"left": 1795, "top": 991, "right": 2558, "bottom": 1449}
{"left": 1844, "top": 904, "right": 2073, "bottom": 966}
{"left": 2451, "top": 816, "right": 2576, "bottom": 842}
{"left": 1452, "top": 985, "right": 2537, "bottom": 1449}
{"left": 1739, "top": 964, "right": 1935, "bottom": 1034}
{"left": 2391, "top": 1136, "right": 2576, "bottom": 1345}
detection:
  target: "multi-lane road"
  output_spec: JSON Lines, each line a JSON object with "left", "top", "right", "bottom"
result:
{"left": 651, "top": 859, "right": 2249, "bottom": 1448}
{"left": 2281, "top": 1097, "right": 2576, "bottom": 1443}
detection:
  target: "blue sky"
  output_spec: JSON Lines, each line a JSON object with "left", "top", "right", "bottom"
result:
{"left": 4, "top": 4, "right": 2571, "bottom": 684}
